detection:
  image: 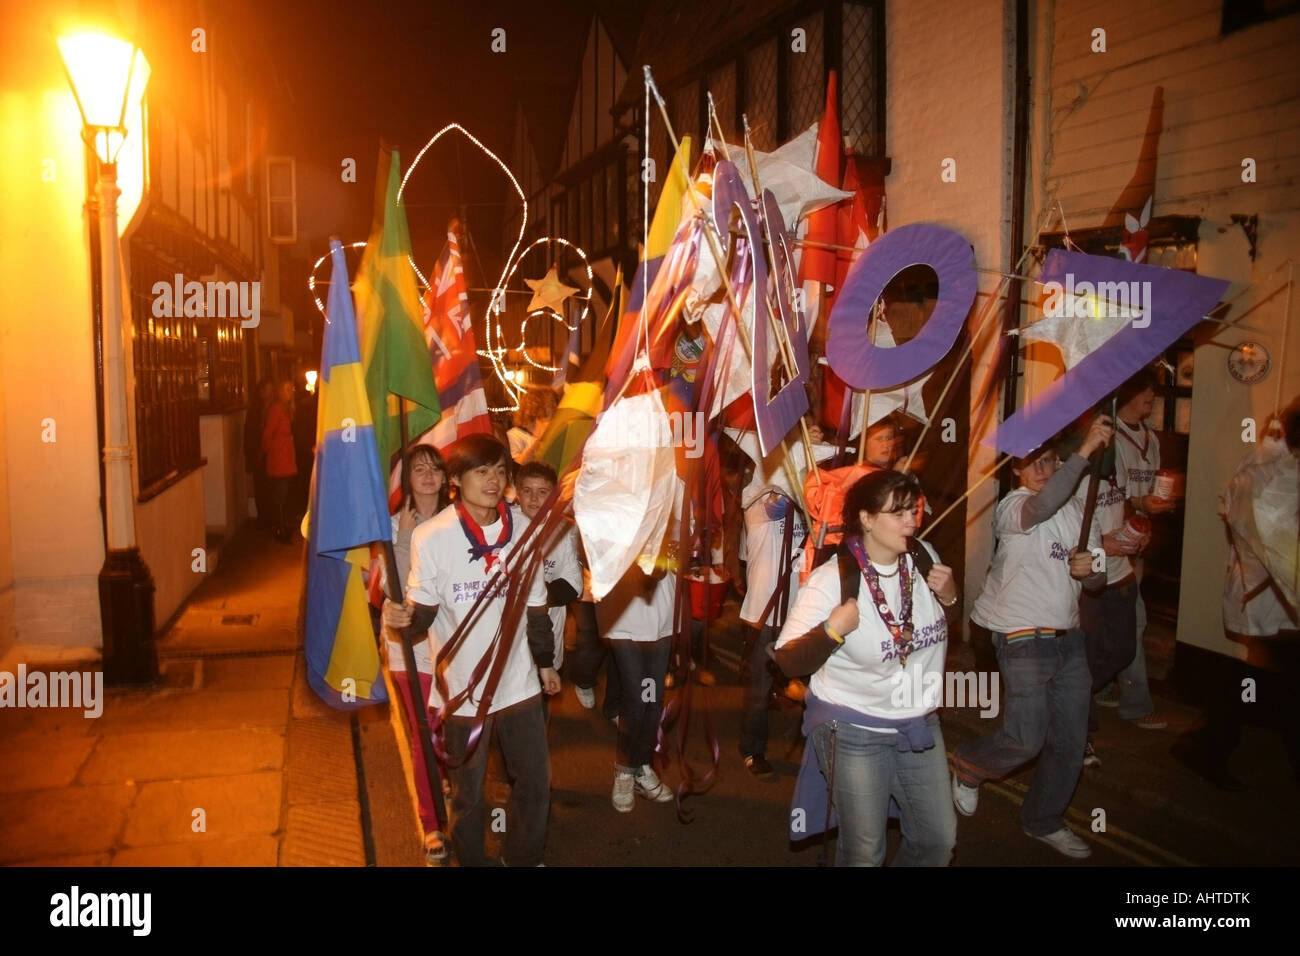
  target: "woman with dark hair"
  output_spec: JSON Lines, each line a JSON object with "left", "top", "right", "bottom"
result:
{"left": 774, "top": 470, "right": 959, "bottom": 866}
{"left": 383, "top": 443, "right": 450, "bottom": 864}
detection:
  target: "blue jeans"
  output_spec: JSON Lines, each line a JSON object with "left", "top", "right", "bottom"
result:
{"left": 569, "top": 599, "right": 620, "bottom": 720}
{"left": 952, "top": 629, "right": 1090, "bottom": 837}
{"left": 1115, "top": 574, "right": 1155, "bottom": 719}
{"left": 1081, "top": 579, "right": 1138, "bottom": 731}
{"left": 810, "top": 712, "right": 956, "bottom": 867}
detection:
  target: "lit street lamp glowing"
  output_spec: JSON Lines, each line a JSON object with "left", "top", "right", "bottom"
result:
{"left": 61, "top": 28, "right": 158, "bottom": 684}
{"left": 57, "top": 31, "right": 150, "bottom": 164}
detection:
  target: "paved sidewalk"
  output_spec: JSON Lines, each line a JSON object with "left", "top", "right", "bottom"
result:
{"left": 0, "top": 528, "right": 396, "bottom": 866}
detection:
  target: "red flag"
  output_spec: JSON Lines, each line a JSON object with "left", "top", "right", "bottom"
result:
{"left": 1103, "top": 86, "right": 1163, "bottom": 263}
{"left": 834, "top": 153, "right": 886, "bottom": 292}
{"left": 799, "top": 71, "right": 841, "bottom": 287}
{"left": 389, "top": 224, "right": 491, "bottom": 501}
{"left": 820, "top": 152, "right": 886, "bottom": 435}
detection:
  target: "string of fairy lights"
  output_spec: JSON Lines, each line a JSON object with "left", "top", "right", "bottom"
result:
{"left": 307, "top": 123, "right": 594, "bottom": 412}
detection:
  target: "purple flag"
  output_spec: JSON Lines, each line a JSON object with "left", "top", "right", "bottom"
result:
{"left": 989, "top": 249, "right": 1229, "bottom": 457}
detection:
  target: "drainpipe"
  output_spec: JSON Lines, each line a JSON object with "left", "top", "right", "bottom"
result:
{"left": 997, "top": 0, "right": 1031, "bottom": 498}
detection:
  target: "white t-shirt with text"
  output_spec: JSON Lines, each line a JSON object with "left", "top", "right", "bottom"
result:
{"left": 407, "top": 504, "right": 547, "bottom": 717}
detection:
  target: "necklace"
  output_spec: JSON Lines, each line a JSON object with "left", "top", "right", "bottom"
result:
{"left": 871, "top": 562, "right": 900, "bottom": 578}
{"left": 847, "top": 536, "right": 915, "bottom": 666}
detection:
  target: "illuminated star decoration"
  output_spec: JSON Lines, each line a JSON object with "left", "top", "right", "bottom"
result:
{"left": 525, "top": 266, "right": 580, "bottom": 315}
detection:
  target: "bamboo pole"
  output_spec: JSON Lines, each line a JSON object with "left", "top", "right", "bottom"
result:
{"left": 917, "top": 454, "right": 1013, "bottom": 541}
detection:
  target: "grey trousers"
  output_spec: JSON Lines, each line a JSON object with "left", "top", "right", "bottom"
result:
{"left": 443, "top": 696, "right": 551, "bottom": 867}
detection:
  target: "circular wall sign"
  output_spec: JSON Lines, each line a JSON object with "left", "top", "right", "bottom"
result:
{"left": 1228, "top": 342, "right": 1271, "bottom": 384}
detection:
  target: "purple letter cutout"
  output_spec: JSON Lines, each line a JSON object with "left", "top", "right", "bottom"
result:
{"left": 826, "top": 223, "right": 976, "bottom": 390}
{"left": 713, "top": 161, "right": 810, "bottom": 456}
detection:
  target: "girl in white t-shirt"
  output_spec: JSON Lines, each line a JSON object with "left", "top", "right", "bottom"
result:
{"left": 382, "top": 444, "right": 449, "bottom": 864}
{"left": 774, "top": 470, "right": 959, "bottom": 866}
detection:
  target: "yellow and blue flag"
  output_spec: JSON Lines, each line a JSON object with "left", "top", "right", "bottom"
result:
{"left": 304, "top": 239, "right": 393, "bottom": 709}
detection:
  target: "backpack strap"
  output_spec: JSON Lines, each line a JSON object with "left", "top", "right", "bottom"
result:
{"left": 907, "top": 538, "right": 935, "bottom": 580}
{"left": 836, "top": 545, "right": 860, "bottom": 604}
{"left": 837, "top": 540, "right": 935, "bottom": 604}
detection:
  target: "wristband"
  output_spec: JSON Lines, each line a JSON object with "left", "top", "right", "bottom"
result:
{"left": 823, "top": 622, "right": 845, "bottom": 644}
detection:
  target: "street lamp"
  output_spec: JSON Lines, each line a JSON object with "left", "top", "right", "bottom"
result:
{"left": 59, "top": 31, "right": 158, "bottom": 685}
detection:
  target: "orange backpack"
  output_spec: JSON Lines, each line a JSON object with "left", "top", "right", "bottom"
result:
{"left": 800, "top": 464, "right": 926, "bottom": 582}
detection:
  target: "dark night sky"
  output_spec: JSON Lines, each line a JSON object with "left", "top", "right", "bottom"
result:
{"left": 258, "top": 0, "right": 601, "bottom": 268}
{"left": 232, "top": 0, "right": 620, "bottom": 333}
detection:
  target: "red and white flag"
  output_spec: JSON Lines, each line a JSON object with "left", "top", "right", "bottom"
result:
{"left": 389, "top": 224, "right": 492, "bottom": 501}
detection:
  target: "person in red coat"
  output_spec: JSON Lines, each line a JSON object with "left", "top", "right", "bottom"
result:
{"left": 263, "top": 380, "right": 298, "bottom": 544}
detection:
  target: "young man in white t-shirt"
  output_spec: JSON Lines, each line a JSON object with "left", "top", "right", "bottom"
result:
{"left": 383, "top": 435, "right": 560, "bottom": 867}
{"left": 1103, "top": 371, "right": 1176, "bottom": 730}
{"left": 951, "top": 417, "right": 1112, "bottom": 860}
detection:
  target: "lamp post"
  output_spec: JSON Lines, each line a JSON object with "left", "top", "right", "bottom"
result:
{"left": 59, "top": 32, "right": 158, "bottom": 685}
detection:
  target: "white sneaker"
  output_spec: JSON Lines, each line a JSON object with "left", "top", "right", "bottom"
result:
{"left": 634, "top": 764, "right": 674, "bottom": 803}
{"left": 1026, "top": 827, "right": 1092, "bottom": 859}
{"left": 575, "top": 685, "right": 596, "bottom": 709}
{"left": 611, "top": 769, "right": 635, "bottom": 812}
{"left": 952, "top": 773, "right": 979, "bottom": 817}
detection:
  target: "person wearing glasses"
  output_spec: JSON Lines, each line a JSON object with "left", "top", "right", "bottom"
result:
{"left": 950, "top": 417, "right": 1112, "bottom": 859}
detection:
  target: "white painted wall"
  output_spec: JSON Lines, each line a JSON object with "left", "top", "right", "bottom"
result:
{"left": 0, "top": 3, "right": 113, "bottom": 654}
{"left": 1035, "top": 0, "right": 1300, "bottom": 655}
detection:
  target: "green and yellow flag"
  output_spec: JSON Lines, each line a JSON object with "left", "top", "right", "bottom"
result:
{"left": 354, "top": 147, "right": 442, "bottom": 471}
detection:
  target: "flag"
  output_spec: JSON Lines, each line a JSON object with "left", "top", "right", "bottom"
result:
{"left": 1103, "top": 86, "right": 1163, "bottom": 263}
{"left": 384, "top": 225, "right": 494, "bottom": 503}
{"left": 799, "top": 71, "right": 840, "bottom": 288}
{"left": 835, "top": 153, "right": 886, "bottom": 293}
{"left": 419, "top": 224, "right": 491, "bottom": 446}
{"left": 534, "top": 271, "right": 621, "bottom": 473}
{"left": 990, "top": 249, "right": 1227, "bottom": 457}
{"left": 355, "top": 147, "right": 443, "bottom": 471}
{"left": 605, "top": 136, "right": 694, "bottom": 404}
{"left": 304, "top": 240, "right": 394, "bottom": 709}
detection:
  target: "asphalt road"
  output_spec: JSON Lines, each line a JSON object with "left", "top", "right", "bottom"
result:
{"left": 361, "top": 609, "right": 1299, "bottom": 868}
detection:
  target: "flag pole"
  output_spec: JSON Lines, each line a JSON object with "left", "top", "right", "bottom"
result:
{"left": 917, "top": 454, "right": 1013, "bottom": 541}
{"left": 643, "top": 66, "right": 820, "bottom": 489}
{"left": 1076, "top": 398, "right": 1118, "bottom": 553}
{"left": 856, "top": 306, "right": 881, "bottom": 464}
{"left": 384, "top": 397, "right": 450, "bottom": 845}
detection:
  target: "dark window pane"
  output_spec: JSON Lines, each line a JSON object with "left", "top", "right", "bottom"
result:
{"left": 708, "top": 63, "right": 737, "bottom": 142}
{"left": 842, "top": 2, "right": 878, "bottom": 156}
{"left": 786, "top": 12, "right": 825, "bottom": 136}
{"left": 745, "top": 39, "right": 778, "bottom": 151}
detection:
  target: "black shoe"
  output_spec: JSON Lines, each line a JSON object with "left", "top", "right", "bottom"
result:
{"left": 743, "top": 754, "right": 775, "bottom": 779}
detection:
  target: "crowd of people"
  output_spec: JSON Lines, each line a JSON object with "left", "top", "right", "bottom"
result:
{"left": 274, "top": 365, "right": 1296, "bottom": 867}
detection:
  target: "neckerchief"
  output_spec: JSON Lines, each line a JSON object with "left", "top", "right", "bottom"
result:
{"left": 846, "top": 535, "right": 915, "bottom": 667}
{"left": 1117, "top": 419, "right": 1151, "bottom": 462}
{"left": 454, "top": 500, "right": 513, "bottom": 573}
